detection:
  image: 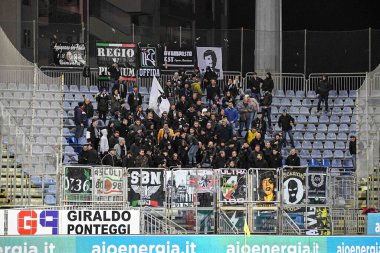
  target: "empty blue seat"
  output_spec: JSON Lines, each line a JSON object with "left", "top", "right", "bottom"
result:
{"left": 294, "top": 141, "right": 302, "bottom": 149}
{"left": 286, "top": 90, "right": 296, "bottom": 98}
{"left": 300, "top": 150, "right": 311, "bottom": 159}
{"left": 340, "top": 115, "right": 351, "bottom": 124}
{"left": 349, "top": 90, "right": 357, "bottom": 97}
{"left": 342, "top": 107, "right": 353, "bottom": 115}
{"left": 278, "top": 106, "right": 287, "bottom": 114}
{"left": 324, "top": 141, "right": 334, "bottom": 149}
{"left": 64, "top": 94, "right": 75, "bottom": 102}
{"left": 275, "top": 90, "right": 285, "bottom": 97}
{"left": 302, "top": 99, "right": 312, "bottom": 107}
{"left": 330, "top": 115, "right": 340, "bottom": 124}
{"left": 334, "top": 150, "right": 344, "bottom": 159}
{"left": 313, "top": 141, "right": 323, "bottom": 149}
{"left": 299, "top": 107, "right": 310, "bottom": 115}
{"left": 308, "top": 116, "right": 318, "bottom": 124}
{"left": 350, "top": 124, "right": 357, "bottom": 132}
{"left": 307, "top": 91, "right": 317, "bottom": 98}
{"left": 329, "top": 90, "right": 338, "bottom": 98}
{"left": 310, "top": 107, "right": 319, "bottom": 115}
{"left": 321, "top": 159, "right": 331, "bottom": 167}
{"left": 296, "top": 90, "right": 305, "bottom": 98}
{"left": 289, "top": 107, "right": 299, "bottom": 115}
{"left": 70, "top": 85, "right": 80, "bottom": 93}
{"left": 339, "top": 90, "right": 348, "bottom": 98}
{"left": 272, "top": 98, "right": 281, "bottom": 106}
{"left": 302, "top": 141, "right": 312, "bottom": 149}
{"left": 339, "top": 124, "right": 349, "bottom": 132}
{"left": 344, "top": 98, "right": 354, "bottom": 107}
{"left": 44, "top": 195, "right": 56, "bottom": 205}
{"left": 332, "top": 107, "right": 342, "bottom": 115}
{"left": 281, "top": 98, "right": 291, "bottom": 107}
{"left": 335, "top": 141, "right": 346, "bottom": 149}
{"left": 315, "top": 133, "right": 326, "bottom": 141}
{"left": 297, "top": 115, "right": 308, "bottom": 124}
{"left": 306, "top": 124, "right": 316, "bottom": 132}
{"left": 311, "top": 150, "right": 322, "bottom": 159}
{"left": 332, "top": 159, "right": 342, "bottom": 168}
{"left": 294, "top": 132, "right": 303, "bottom": 141}
{"left": 295, "top": 124, "right": 305, "bottom": 131}
{"left": 80, "top": 85, "right": 90, "bottom": 93}
{"left": 334, "top": 98, "right": 344, "bottom": 107}
{"left": 304, "top": 132, "right": 314, "bottom": 141}
{"left": 309, "top": 159, "right": 320, "bottom": 167}
{"left": 317, "top": 124, "right": 327, "bottom": 132}
{"left": 337, "top": 133, "right": 348, "bottom": 141}
{"left": 300, "top": 159, "right": 308, "bottom": 166}
{"left": 322, "top": 150, "right": 333, "bottom": 159}
{"left": 292, "top": 98, "right": 302, "bottom": 107}
{"left": 272, "top": 106, "right": 279, "bottom": 115}
{"left": 328, "top": 124, "right": 339, "bottom": 132}
{"left": 345, "top": 150, "right": 352, "bottom": 159}
{"left": 343, "top": 159, "right": 353, "bottom": 167}
{"left": 319, "top": 115, "right": 329, "bottom": 124}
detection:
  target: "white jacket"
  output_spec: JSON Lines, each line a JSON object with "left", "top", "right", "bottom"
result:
{"left": 99, "top": 129, "right": 109, "bottom": 154}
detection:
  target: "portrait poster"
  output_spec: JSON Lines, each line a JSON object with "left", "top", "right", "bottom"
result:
{"left": 127, "top": 169, "right": 164, "bottom": 207}
{"left": 257, "top": 170, "right": 277, "bottom": 202}
{"left": 52, "top": 43, "right": 86, "bottom": 66}
{"left": 196, "top": 47, "right": 223, "bottom": 80}
{"left": 219, "top": 169, "right": 246, "bottom": 205}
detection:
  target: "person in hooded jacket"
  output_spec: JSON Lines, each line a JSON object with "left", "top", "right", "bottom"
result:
{"left": 96, "top": 88, "right": 111, "bottom": 123}
{"left": 262, "top": 72, "right": 274, "bottom": 93}
{"left": 316, "top": 75, "right": 331, "bottom": 113}
{"left": 99, "top": 128, "right": 109, "bottom": 156}
{"left": 101, "top": 148, "right": 119, "bottom": 166}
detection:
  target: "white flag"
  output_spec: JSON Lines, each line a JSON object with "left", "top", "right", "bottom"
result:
{"left": 148, "top": 76, "right": 171, "bottom": 117}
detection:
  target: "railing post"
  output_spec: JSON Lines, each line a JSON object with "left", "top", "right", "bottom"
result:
{"left": 179, "top": 26, "right": 182, "bottom": 49}
{"left": 304, "top": 29, "right": 307, "bottom": 77}
{"left": 369, "top": 27, "right": 372, "bottom": 72}
{"left": 132, "top": 23, "right": 135, "bottom": 43}
{"left": 240, "top": 27, "right": 244, "bottom": 75}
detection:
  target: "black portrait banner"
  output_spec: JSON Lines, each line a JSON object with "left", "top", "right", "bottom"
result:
{"left": 64, "top": 167, "right": 92, "bottom": 194}
{"left": 127, "top": 169, "right": 164, "bottom": 207}
{"left": 305, "top": 207, "right": 331, "bottom": 235}
{"left": 52, "top": 43, "right": 86, "bottom": 66}
{"left": 220, "top": 169, "right": 246, "bottom": 205}
{"left": 139, "top": 45, "right": 161, "bottom": 77}
{"left": 162, "top": 46, "right": 194, "bottom": 70}
{"left": 257, "top": 170, "right": 277, "bottom": 202}
{"left": 308, "top": 174, "right": 327, "bottom": 204}
{"left": 283, "top": 167, "right": 306, "bottom": 205}
{"left": 96, "top": 42, "right": 137, "bottom": 81}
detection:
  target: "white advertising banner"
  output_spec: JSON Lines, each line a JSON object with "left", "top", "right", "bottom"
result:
{"left": 60, "top": 210, "right": 140, "bottom": 235}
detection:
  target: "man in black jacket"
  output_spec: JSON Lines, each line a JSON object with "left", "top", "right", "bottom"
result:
{"left": 74, "top": 102, "right": 86, "bottom": 140}
{"left": 260, "top": 91, "right": 273, "bottom": 130}
{"left": 262, "top": 72, "right": 274, "bottom": 93}
{"left": 269, "top": 148, "right": 283, "bottom": 168}
{"left": 254, "top": 153, "right": 268, "bottom": 168}
{"left": 247, "top": 72, "right": 263, "bottom": 102}
{"left": 349, "top": 135, "right": 357, "bottom": 170}
{"left": 108, "top": 63, "right": 121, "bottom": 92}
{"left": 127, "top": 85, "right": 142, "bottom": 113}
{"left": 285, "top": 148, "right": 300, "bottom": 167}
{"left": 316, "top": 75, "right": 330, "bottom": 113}
{"left": 278, "top": 109, "right": 295, "bottom": 148}
{"left": 251, "top": 112, "right": 267, "bottom": 138}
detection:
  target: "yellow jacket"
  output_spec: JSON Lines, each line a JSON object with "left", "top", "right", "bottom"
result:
{"left": 157, "top": 128, "right": 174, "bottom": 143}
{"left": 191, "top": 82, "right": 203, "bottom": 95}
{"left": 246, "top": 130, "right": 257, "bottom": 144}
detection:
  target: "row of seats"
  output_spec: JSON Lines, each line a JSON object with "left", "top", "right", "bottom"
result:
{"left": 292, "top": 123, "right": 354, "bottom": 132}
{"left": 273, "top": 90, "right": 357, "bottom": 98}
{"left": 272, "top": 98, "right": 355, "bottom": 107}
{"left": 299, "top": 149, "right": 351, "bottom": 159}
{"left": 271, "top": 106, "right": 354, "bottom": 116}
{"left": 0, "top": 91, "right": 62, "bottom": 101}
{"left": 294, "top": 140, "right": 350, "bottom": 150}
{"left": 293, "top": 132, "right": 353, "bottom": 141}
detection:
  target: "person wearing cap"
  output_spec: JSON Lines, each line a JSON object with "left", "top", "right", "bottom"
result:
{"left": 74, "top": 102, "right": 87, "bottom": 140}
{"left": 247, "top": 72, "right": 263, "bottom": 102}
{"left": 349, "top": 135, "right": 357, "bottom": 170}
{"left": 278, "top": 109, "right": 295, "bottom": 148}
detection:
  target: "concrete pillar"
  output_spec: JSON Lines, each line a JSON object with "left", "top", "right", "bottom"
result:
{"left": 255, "top": 0, "right": 281, "bottom": 73}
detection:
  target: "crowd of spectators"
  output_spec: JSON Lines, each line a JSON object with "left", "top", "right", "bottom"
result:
{"left": 74, "top": 66, "right": 353, "bottom": 169}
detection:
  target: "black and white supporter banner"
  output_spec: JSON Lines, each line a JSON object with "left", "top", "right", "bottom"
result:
{"left": 52, "top": 43, "right": 86, "bottom": 66}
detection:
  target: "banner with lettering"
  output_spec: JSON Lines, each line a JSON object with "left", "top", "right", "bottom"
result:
{"left": 127, "top": 168, "right": 164, "bottom": 207}
{"left": 52, "top": 43, "right": 86, "bottom": 66}
{"left": 162, "top": 46, "right": 194, "bottom": 70}
{"left": 139, "top": 45, "right": 161, "bottom": 78}
{"left": 219, "top": 169, "right": 247, "bottom": 206}
{"left": 96, "top": 42, "right": 137, "bottom": 81}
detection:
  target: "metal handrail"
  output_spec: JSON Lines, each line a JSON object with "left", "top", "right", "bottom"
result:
{"left": 142, "top": 206, "right": 188, "bottom": 234}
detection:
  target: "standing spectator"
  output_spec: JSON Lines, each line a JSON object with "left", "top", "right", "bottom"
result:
{"left": 202, "top": 66, "right": 218, "bottom": 89}
{"left": 164, "top": 80, "right": 176, "bottom": 104}
{"left": 84, "top": 98, "right": 94, "bottom": 127}
{"left": 206, "top": 79, "right": 220, "bottom": 102}
{"left": 251, "top": 112, "right": 267, "bottom": 138}
{"left": 190, "top": 74, "right": 203, "bottom": 96}
{"left": 278, "top": 109, "right": 295, "bottom": 148}
{"left": 112, "top": 77, "right": 128, "bottom": 99}
{"left": 157, "top": 123, "right": 175, "bottom": 143}
{"left": 269, "top": 148, "right": 283, "bottom": 168}
{"left": 108, "top": 131, "right": 120, "bottom": 150}
{"left": 212, "top": 150, "right": 226, "bottom": 168}
{"left": 224, "top": 78, "right": 238, "bottom": 98}
{"left": 349, "top": 135, "right": 357, "bottom": 170}
{"left": 135, "top": 149, "right": 151, "bottom": 167}
{"left": 114, "top": 137, "right": 127, "bottom": 161}
{"left": 127, "top": 85, "right": 143, "bottom": 113}
{"left": 108, "top": 63, "right": 120, "bottom": 91}
{"left": 260, "top": 91, "right": 273, "bottom": 131}
{"left": 74, "top": 102, "right": 86, "bottom": 140}
{"left": 179, "top": 82, "right": 193, "bottom": 100}
{"left": 110, "top": 89, "right": 122, "bottom": 115}
{"left": 262, "top": 72, "right": 274, "bottom": 93}
{"left": 245, "top": 126, "right": 258, "bottom": 145}
{"left": 285, "top": 148, "right": 301, "bottom": 167}
{"left": 247, "top": 72, "right": 263, "bottom": 102}
{"left": 99, "top": 129, "right": 109, "bottom": 156}
{"left": 224, "top": 101, "right": 239, "bottom": 127}
{"left": 96, "top": 88, "right": 111, "bottom": 123}
{"left": 187, "top": 131, "right": 200, "bottom": 166}
{"left": 316, "top": 75, "right": 330, "bottom": 113}
{"left": 216, "top": 118, "right": 233, "bottom": 143}
{"left": 238, "top": 95, "right": 254, "bottom": 135}
{"left": 101, "top": 148, "right": 119, "bottom": 166}
{"left": 176, "top": 95, "right": 189, "bottom": 114}
{"left": 254, "top": 153, "right": 268, "bottom": 168}
{"left": 86, "top": 118, "right": 100, "bottom": 151}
